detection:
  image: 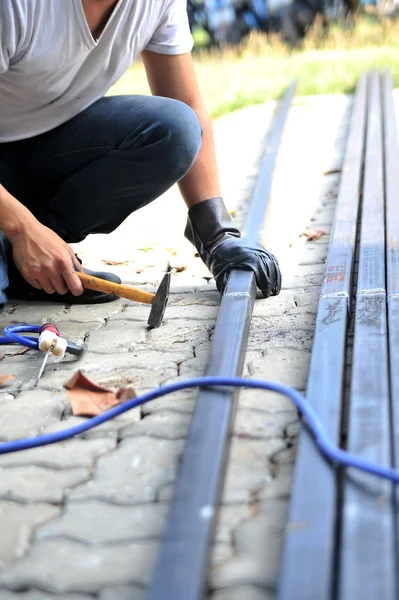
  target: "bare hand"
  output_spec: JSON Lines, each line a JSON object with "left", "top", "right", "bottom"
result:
{"left": 10, "top": 222, "right": 84, "bottom": 296}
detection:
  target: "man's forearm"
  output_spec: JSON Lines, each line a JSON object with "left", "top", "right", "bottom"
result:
{"left": 0, "top": 184, "right": 36, "bottom": 240}
{"left": 178, "top": 105, "right": 221, "bottom": 207}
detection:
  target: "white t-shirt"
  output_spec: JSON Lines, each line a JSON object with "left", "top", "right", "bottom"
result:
{"left": 0, "top": 0, "right": 194, "bottom": 142}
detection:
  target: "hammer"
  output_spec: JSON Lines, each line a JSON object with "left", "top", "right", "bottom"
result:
{"left": 77, "top": 271, "right": 171, "bottom": 329}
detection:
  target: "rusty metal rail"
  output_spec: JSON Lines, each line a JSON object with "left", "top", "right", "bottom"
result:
{"left": 279, "top": 71, "right": 399, "bottom": 599}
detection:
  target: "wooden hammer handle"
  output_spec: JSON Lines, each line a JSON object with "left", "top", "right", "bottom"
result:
{"left": 77, "top": 272, "right": 155, "bottom": 305}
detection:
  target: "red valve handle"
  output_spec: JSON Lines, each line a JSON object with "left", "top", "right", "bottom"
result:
{"left": 40, "top": 323, "right": 60, "bottom": 337}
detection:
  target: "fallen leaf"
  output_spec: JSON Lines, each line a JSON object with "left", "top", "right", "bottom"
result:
{"left": 116, "top": 387, "right": 137, "bottom": 402}
{"left": 300, "top": 228, "right": 326, "bottom": 241}
{"left": 64, "top": 371, "right": 136, "bottom": 417}
{"left": 0, "top": 374, "right": 15, "bottom": 388}
{"left": 171, "top": 266, "right": 187, "bottom": 273}
{"left": 102, "top": 260, "right": 130, "bottom": 266}
{"left": 0, "top": 347, "right": 30, "bottom": 361}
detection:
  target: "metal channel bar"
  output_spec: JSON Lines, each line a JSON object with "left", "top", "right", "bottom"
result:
{"left": 338, "top": 71, "right": 396, "bottom": 599}
{"left": 278, "top": 74, "right": 367, "bottom": 600}
{"left": 384, "top": 71, "right": 399, "bottom": 575}
{"left": 147, "top": 83, "right": 296, "bottom": 600}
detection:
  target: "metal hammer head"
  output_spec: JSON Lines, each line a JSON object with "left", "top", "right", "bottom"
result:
{"left": 147, "top": 272, "right": 171, "bottom": 329}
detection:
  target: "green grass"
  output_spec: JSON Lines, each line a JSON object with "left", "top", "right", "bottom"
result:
{"left": 109, "top": 14, "right": 399, "bottom": 118}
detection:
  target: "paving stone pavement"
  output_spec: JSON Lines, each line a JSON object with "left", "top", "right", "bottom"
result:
{"left": 0, "top": 92, "right": 354, "bottom": 598}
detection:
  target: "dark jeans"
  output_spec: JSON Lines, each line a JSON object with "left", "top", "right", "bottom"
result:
{"left": 0, "top": 95, "right": 202, "bottom": 310}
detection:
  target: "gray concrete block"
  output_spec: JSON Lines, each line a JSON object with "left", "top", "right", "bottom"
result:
{"left": 0, "top": 592, "right": 92, "bottom": 600}
{"left": 120, "top": 411, "right": 191, "bottom": 440}
{"left": 210, "top": 535, "right": 281, "bottom": 590}
{"left": 247, "top": 314, "right": 316, "bottom": 352}
{"left": 36, "top": 500, "right": 168, "bottom": 544}
{"left": 222, "top": 439, "right": 284, "bottom": 504}
{"left": 114, "top": 304, "right": 219, "bottom": 322}
{"left": 2, "top": 303, "right": 66, "bottom": 325}
{"left": 70, "top": 437, "right": 183, "bottom": 504}
{"left": 42, "top": 416, "right": 116, "bottom": 440}
{"left": 251, "top": 290, "right": 297, "bottom": 317}
{"left": 234, "top": 410, "right": 298, "bottom": 439}
{"left": 246, "top": 347, "right": 311, "bottom": 390}
{"left": 99, "top": 587, "right": 145, "bottom": 600}
{"left": 168, "top": 291, "right": 220, "bottom": 306}
{"left": 141, "top": 389, "right": 197, "bottom": 415}
{"left": 210, "top": 585, "right": 274, "bottom": 600}
{"left": 0, "top": 466, "right": 89, "bottom": 503}
{"left": 258, "top": 464, "right": 294, "bottom": 500}
{"left": 292, "top": 289, "right": 321, "bottom": 311}
{"left": 67, "top": 300, "right": 125, "bottom": 323}
{"left": 0, "top": 438, "right": 116, "bottom": 469}
{"left": 85, "top": 320, "right": 147, "bottom": 353}
{"left": 295, "top": 242, "right": 329, "bottom": 265}
{"left": 237, "top": 389, "right": 297, "bottom": 413}
{"left": 46, "top": 320, "right": 102, "bottom": 343}
{"left": 281, "top": 265, "right": 324, "bottom": 290}
{"left": 146, "top": 320, "right": 213, "bottom": 352}
{"left": 286, "top": 421, "right": 300, "bottom": 438}
{"left": 214, "top": 505, "right": 250, "bottom": 544}
{"left": 270, "top": 444, "right": 296, "bottom": 465}
{"left": 211, "top": 542, "right": 234, "bottom": 564}
{"left": 0, "top": 539, "right": 157, "bottom": 593}
{"left": 0, "top": 390, "right": 65, "bottom": 441}
{"left": 179, "top": 355, "right": 209, "bottom": 377}
{"left": 209, "top": 516, "right": 283, "bottom": 589}
{"left": 0, "top": 501, "right": 60, "bottom": 569}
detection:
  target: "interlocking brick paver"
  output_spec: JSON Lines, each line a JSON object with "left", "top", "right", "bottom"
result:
{"left": 0, "top": 93, "right": 352, "bottom": 598}
{"left": 0, "top": 539, "right": 157, "bottom": 593}
{"left": 0, "top": 592, "right": 92, "bottom": 600}
{"left": 211, "top": 586, "right": 274, "bottom": 600}
{"left": 99, "top": 587, "right": 145, "bottom": 600}
{"left": 0, "top": 391, "right": 65, "bottom": 440}
{"left": 1, "top": 501, "right": 60, "bottom": 568}
{"left": 69, "top": 437, "right": 184, "bottom": 504}
{"left": 233, "top": 409, "right": 298, "bottom": 440}
{"left": 0, "top": 438, "right": 116, "bottom": 468}
{"left": 120, "top": 411, "right": 191, "bottom": 440}
{"left": 36, "top": 500, "right": 168, "bottom": 544}
{"left": 246, "top": 347, "right": 311, "bottom": 389}
{"left": 0, "top": 466, "right": 89, "bottom": 503}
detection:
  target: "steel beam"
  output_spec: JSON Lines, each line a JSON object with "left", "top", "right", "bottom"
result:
{"left": 338, "top": 70, "right": 396, "bottom": 600}
{"left": 146, "top": 83, "right": 296, "bottom": 600}
{"left": 278, "top": 74, "right": 367, "bottom": 600}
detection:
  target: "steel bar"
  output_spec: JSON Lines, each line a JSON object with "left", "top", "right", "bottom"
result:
{"left": 338, "top": 71, "right": 395, "bottom": 600}
{"left": 384, "top": 72, "right": 399, "bottom": 566}
{"left": 278, "top": 74, "right": 367, "bottom": 600}
{"left": 146, "top": 83, "right": 296, "bottom": 600}
{"left": 244, "top": 81, "right": 297, "bottom": 240}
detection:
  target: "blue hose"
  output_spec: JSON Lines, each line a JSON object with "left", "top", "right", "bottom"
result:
{"left": 0, "top": 376, "right": 399, "bottom": 484}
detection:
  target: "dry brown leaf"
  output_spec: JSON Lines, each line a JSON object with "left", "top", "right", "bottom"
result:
{"left": 0, "top": 347, "right": 30, "bottom": 361}
{"left": 116, "top": 387, "right": 137, "bottom": 402}
{"left": 102, "top": 259, "right": 130, "bottom": 266}
{"left": 300, "top": 228, "right": 326, "bottom": 241}
{"left": 64, "top": 371, "right": 136, "bottom": 417}
{"left": 172, "top": 266, "right": 187, "bottom": 273}
{"left": 0, "top": 374, "right": 15, "bottom": 388}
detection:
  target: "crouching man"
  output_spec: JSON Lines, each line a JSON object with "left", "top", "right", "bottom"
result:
{"left": 0, "top": 0, "right": 281, "bottom": 310}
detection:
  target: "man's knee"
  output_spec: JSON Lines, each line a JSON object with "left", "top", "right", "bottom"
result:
{"left": 156, "top": 98, "right": 202, "bottom": 181}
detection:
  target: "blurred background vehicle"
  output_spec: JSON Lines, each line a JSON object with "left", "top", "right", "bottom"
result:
{"left": 187, "top": 0, "right": 358, "bottom": 47}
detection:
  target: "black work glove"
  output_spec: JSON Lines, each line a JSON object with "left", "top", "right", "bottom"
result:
{"left": 184, "top": 197, "right": 281, "bottom": 297}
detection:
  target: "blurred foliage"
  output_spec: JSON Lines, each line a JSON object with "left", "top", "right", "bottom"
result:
{"left": 109, "top": 14, "right": 399, "bottom": 118}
